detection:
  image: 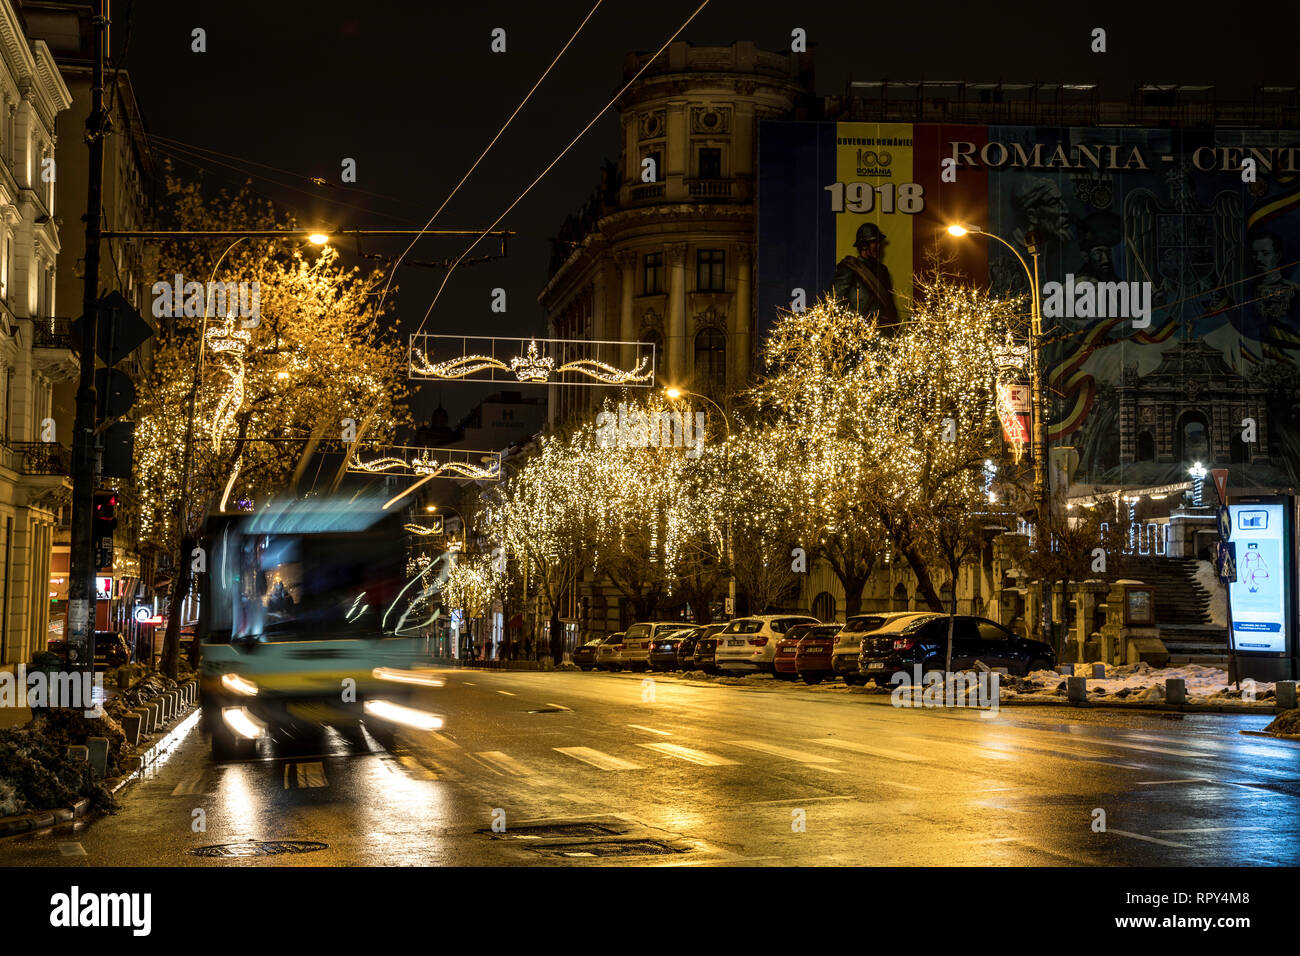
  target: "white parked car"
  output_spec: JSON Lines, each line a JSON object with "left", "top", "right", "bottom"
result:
{"left": 831, "top": 612, "right": 920, "bottom": 684}
{"left": 715, "top": 614, "right": 820, "bottom": 673}
{"left": 594, "top": 631, "right": 626, "bottom": 671}
{"left": 621, "top": 622, "right": 691, "bottom": 672}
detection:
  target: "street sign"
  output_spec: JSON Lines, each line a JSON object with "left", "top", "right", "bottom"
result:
{"left": 1211, "top": 468, "right": 1229, "bottom": 505}
{"left": 1217, "top": 505, "right": 1232, "bottom": 541}
{"left": 101, "top": 421, "right": 135, "bottom": 478}
{"left": 94, "top": 367, "right": 136, "bottom": 418}
{"left": 70, "top": 290, "right": 153, "bottom": 366}
{"left": 1216, "top": 541, "right": 1237, "bottom": 584}
{"left": 724, "top": 597, "right": 734, "bottom": 616}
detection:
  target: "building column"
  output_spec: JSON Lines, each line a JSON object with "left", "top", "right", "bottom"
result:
{"left": 731, "top": 243, "right": 752, "bottom": 391}
{"left": 667, "top": 242, "right": 687, "bottom": 384}
{"left": 616, "top": 251, "right": 635, "bottom": 369}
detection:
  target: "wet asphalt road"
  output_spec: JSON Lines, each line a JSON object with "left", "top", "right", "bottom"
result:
{"left": 1, "top": 669, "right": 1297, "bottom": 866}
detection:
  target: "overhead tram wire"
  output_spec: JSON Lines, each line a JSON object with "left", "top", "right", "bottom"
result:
{"left": 414, "top": 0, "right": 715, "bottom": 337}
{"left": 377, "top": 0, "right": 607, "bottom": 316}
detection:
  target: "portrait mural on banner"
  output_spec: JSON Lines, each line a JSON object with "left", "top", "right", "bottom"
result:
{"left": 759, "top": 121, "right": 1300, "bottom": 488}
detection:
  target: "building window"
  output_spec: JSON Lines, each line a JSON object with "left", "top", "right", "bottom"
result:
{"left": 642, "top": 328, "right": 663, "bottom": 360}
{"left": 694, "top": 328, "right": 726, "bottom": 396}
{"left": 698, "top": 146, "right": 722, "bottom": 180}
{"left": 643, "top": 252, "right": 663, "bottom": 295}
{"left": 696, "top": 249, "right": 725, "bottom": 292}
{"left": 1136, "top": 431, "right": 1155, "bottom": 462}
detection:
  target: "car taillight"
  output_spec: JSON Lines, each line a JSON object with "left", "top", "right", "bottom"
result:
{"left": 893, "top": 638, "right": 914, "bottom": 651}
{"left": 748, "top": 636, "right": 768, "bottom": 646}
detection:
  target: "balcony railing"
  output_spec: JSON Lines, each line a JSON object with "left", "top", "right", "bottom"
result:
{"left": 686, "top": 179, "right": 734, "bottom": 199}
{"left": 630, "top": 183, "right": 665, "bottom": 202}
{"left": 31, "top": 317, "right": 73, "bottom": 350}
{"left": 4, "top": 441, "right": 71, "bottom": 476}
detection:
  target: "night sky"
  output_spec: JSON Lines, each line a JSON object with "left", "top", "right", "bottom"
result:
{"left": 123, "top": 0, "right": 1273, "bottom": 424}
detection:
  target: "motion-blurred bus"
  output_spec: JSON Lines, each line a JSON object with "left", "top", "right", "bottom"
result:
{"left": 197, "top": 493, "right": 446, "bottom": 760}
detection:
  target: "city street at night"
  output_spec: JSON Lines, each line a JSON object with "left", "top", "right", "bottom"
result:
{"left": 3, "top": 670, "right": 1296, "bottom": 867}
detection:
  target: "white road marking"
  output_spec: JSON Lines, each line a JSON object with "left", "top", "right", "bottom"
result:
{"left": 808, "top": 738, "right": 924, "bottom": 762}
{"left": 463, "top": 681, "right": 476, "bottom": 685}
{"left": 427, "top": 732, "right": 461, "bottom": 749}
{"left": 476, "top": 751, "right": 535, "bottom": 775}
{"left": 1137, "top": 778, "right": 1215, "bottom": 786}
{"left": 1106, "top": 828, "right": 1191, "bottom": 849}
{"left": 544, "top": 703, "right": 573, "bottom": 711}
{"left": 638, "top": 742, "right": 739, "bottom": 766}
{"left": 396, "top": 753, "right": 438, "bottom": 780}
{"left": 283, "top": 761, "right": 328, "bottom": 789}
{"left": 1156, "top": 827, "right": 1267, "bottom": 834}
{"left": 553, "top": 747, "right": 645, "bottom": 771}
{"left": 58, "top": 843, "right": 86, "bottom": 856}
{"left": 725, "top": 740, "right": 840, "bottom": 764}
{"left": 497, "top": 691, "right": 516, "bottom": 696}
{"left": 627, "top": 724, "right": 672, "bottom": 736}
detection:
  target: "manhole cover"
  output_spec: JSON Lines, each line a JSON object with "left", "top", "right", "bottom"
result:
{"left": 532, "top": 840, "right": 687, "bottom": 858}
{"left": 190, "top": 840, "right": 328, "bottom": 858}
{"left": 481, "top": 822, "right": 627, "bottom": 839}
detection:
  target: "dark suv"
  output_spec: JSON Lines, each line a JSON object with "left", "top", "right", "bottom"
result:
{"left": 858, "top": 614, "right": 1055, "bottom": 684}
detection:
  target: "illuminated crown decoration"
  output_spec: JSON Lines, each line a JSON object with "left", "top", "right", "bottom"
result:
{"left": 348, "top": 445, "right": 501, "bottom": 481}
{"left": 510, "top": 340, "right": 555, "bottom": 383}
{"left": 993, "top": 333, "right": 1029, "bottom": 373}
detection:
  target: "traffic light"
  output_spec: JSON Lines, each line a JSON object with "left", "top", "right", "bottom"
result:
{"left": 93, "top": 490, "right": 118, "bottom": 571}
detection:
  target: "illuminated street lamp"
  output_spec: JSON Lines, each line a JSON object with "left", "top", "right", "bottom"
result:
{"left": 948, "top": 222, "right": 1054, "bottom": 641}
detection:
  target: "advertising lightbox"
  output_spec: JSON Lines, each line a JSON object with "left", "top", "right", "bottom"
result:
{"left": 1227, "top": 500, "right": 1292, "bottom": 656}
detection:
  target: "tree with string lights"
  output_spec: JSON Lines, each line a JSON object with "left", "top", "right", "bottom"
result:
{"left": 133, "top": 174, "right": 409, "bottom": 678}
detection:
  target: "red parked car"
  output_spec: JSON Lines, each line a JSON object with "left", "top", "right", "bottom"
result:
{"left": 794, "top": 624, "right": 844, "bottom": 683}
{"left": 774, "top": 623, "right": 817, "bottom": 680}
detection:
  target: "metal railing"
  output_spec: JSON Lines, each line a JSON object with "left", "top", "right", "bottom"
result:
{"left": 4, "top": 441, "right": 71, "bottom": 476}
{"left": 30, "top": 317, "right": 73, "bottom": 350}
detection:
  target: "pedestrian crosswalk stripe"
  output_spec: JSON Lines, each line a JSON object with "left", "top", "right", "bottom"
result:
{"left": 171, "top": 771, "right": 210, "bottom": 795}
{"left": 638, "top": 742, "right": 738, "bottom": 766}
{"left": 497, "top": 690, "right": 516, "bottom": 696}
{"left": 396, "top": 753, "right": 438, "bottom": 780}
{"left": 725, "top": 740, "right": 840, "bottom": 764}
{"left": 807, "top": 738, "right": 924, "bottom": 762}
{"left": 476, "top": 751, "right": 535, "bottom": 775}
{"left": 283, "top": 761, "right": 328, "bottom": 789}
{"left": 627, "top": 724, "right": 672, "bottom": 736}
{"left": 554, "top": 747, "right": 645, "bottom": 771}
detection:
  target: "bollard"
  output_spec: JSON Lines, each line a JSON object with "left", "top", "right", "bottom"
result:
{"left": 1067, "top": 676, "right": 1088, "bottom": 703}
{"left": 1092, "top": 663, "right": 1106, "bottom": 679}
{"left": 1277, "top": 681, "right": 1298, "bottom": 710}
{"left": 145, "top": 700, "right": 161, "bottom": 731}
{"left": 131, "top": 706, "right": 151, "bottom": 734}
{"left": 120, "top": 712, "right": 141, "bottom": 746}
{"left": 1166, "top": 677, "right": 1187, "bottom": 705}
{"left": 86, "top": 738, "right": 109, "bottom": 777}
{"left": 66, "top": 745, "right": 89, "bottom": 764}
{"left": 1058, "top": 663, "right": 1074, "bottom": 676}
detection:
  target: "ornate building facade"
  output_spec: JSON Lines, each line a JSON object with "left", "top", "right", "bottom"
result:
{"left": 0, "top": 0, "right": 72, "bottom": 673}
{"left": 539, "top": 41, "right": 814, "bottom": 427}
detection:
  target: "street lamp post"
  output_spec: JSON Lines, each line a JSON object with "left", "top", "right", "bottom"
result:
{"left": 947, "top": 224, "right": 1054, "bottom": 641}
{"left": 664, "top": 387, "right": 734, "bottom": 617}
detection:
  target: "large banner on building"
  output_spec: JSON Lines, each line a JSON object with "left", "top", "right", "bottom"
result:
{"left": 758, "top": 122, "right": 1300, "bottom": 489}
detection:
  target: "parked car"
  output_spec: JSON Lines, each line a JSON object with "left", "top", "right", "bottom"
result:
{"left": 676, "top": 623, "right": 724, "bottom": 670}
{"left": 794, "top": 623, "right": 846, "bottom": 683}
{"left": 715, "top": 614, "right": 820, "bottom": 673}
{"left": 91, "top": 631, "right": 130, "bottom": 670}
{"left": 595, "top": 632, "right": 626, "bottom": 671}
{"left": 650, "top": 627, "right": 697, "bottom": 671}
{"left": 621, "top": 621, "right": 690, "bottom": 672}
{"left": 774, "top": 623, "right": 818, "bottom": 680}
{"left": 692, "top": 626, "right": 724, "bottom": 672}
{"left": 831, "top": 612, "right": 917, "bottom": 685}
{"left": 858, "top": 613, "right": 1057, "bottom": 683}
{"left": 573, "top": 635, "right": 605, "bottom": 670}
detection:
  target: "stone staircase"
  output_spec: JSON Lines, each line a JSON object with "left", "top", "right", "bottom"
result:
{"left": 1109, "top": 556, "right": 1227, "bottom": 666}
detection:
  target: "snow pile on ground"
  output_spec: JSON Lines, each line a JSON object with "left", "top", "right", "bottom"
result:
{"left": 1264, "top": 709, "right": 1300, "bottom": 736}
{"left": 1000, "top": 661, "right": 1275, "bottom": 704}
{"left": 0, "top": 721, "right": 116, "bottom": 817}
